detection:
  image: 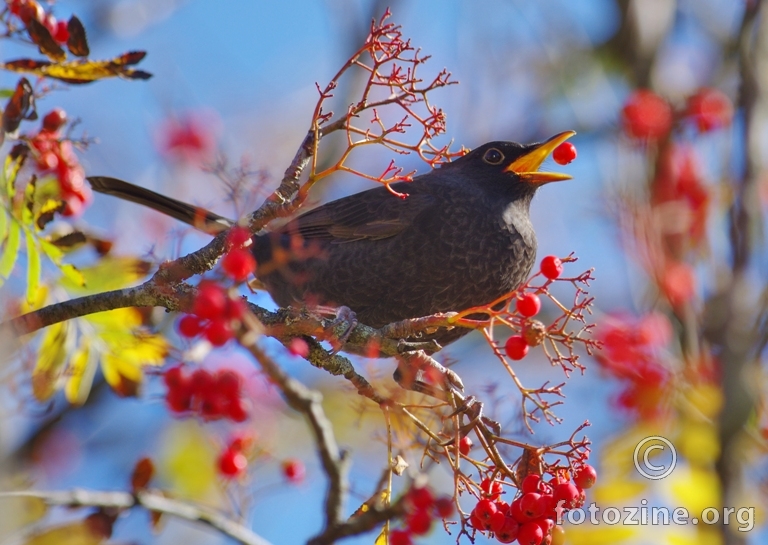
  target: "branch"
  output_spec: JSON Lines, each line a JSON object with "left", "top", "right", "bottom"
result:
{"left": 237, "top": 312, "right": 349, "bottom": 537}
{"left": 0, "top": 489, "right": 272, "bottom": 545}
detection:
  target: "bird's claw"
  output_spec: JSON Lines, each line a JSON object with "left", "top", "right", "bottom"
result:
{"left": 327, "top": 305, "right": 358, "bottom": 355}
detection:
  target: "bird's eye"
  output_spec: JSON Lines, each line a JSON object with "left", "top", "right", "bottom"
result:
{"left": 483, "top": 148, "right": 504, "bottom": 165}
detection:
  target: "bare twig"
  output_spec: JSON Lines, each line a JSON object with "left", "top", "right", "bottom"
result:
{"left": 0, "top": 489, "right": 272, "bottom": 545}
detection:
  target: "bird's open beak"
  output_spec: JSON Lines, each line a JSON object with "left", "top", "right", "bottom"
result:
{"left": 504, "top": 131, "right": 576, "bottom": 183}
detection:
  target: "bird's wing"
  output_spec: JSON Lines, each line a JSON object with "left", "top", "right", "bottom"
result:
{"left": 284, "top": 186, "right": 435, "bottom": 243}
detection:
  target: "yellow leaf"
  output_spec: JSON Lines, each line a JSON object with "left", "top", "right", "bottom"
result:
{"left": 86, "top": 307, "right": 141, "bottom": 329}
{"left": 0, "top": 209, "right": 7, "bottom": 241}
{"left": 31, "top": 321, "right": 69, "bottom": 400}
{"left": 677, "top": 420, "right": 720, "bottom": 466}
{"left": 25, "top": 228, "right": 41, "bottom": 304}
{"left": 159, "top": 421, "right": 218, "bottom": 500}
{"left": 59, "top": 263, "right": 84, "bottom": 287}
{"left": 664, "top": 464, "right": 720, "bottom": 515}
{"left": 19, "top": 284, "right": 48, "bottom": 312}
{"left": 374, "top": 527, "right": 388, "bottom": 545}
{"left": 667, "top": 526, "right": 723, "bottom": 545}
{"left": 591, "top": 479, "right": 648, "bottom": 505}
{"left": 23, "top": 521, "right": 104, "bottom": 545}
{"left": 61, "top": 256, "right": 151, "bottom": 293}
{"left": 0, "top": 218, "right": 21, "bottom": 280}
{"left": 561, "top": 524, "right": 638, "bottom": 545}
{"left": 0, "top": 496, "right": 47, "bottom": 539}
{"left": 682, "top": 383, "right": 723, "bottom": 421}
{"left": 1, "top": 51, "right": 152, "bottom": 84}
{"left": 65, "top": 340, "right": 96, "bottom": 405}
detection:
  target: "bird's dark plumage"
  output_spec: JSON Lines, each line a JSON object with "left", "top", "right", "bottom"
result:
{"left": 88, "top": 133, "right": 574, "bottom": 350}
{"left": 251, "top": 136, "right": 573, "bottom": 347}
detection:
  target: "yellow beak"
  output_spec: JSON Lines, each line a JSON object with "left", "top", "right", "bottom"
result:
{"left": 503, "top": 131, "right": 576, "bottom": 183}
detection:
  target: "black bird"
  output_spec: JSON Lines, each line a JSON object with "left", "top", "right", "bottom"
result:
{"left": 88, "top": 131, "right": 575, "bottom": 352}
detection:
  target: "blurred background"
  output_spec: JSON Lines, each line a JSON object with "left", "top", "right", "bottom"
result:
{"left": 0, "top": 0, "right": 765, "bottom": 544}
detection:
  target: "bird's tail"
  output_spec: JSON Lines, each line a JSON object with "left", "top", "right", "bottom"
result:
{"left": 87, "top": 176, "right": 234, "bottom": 234}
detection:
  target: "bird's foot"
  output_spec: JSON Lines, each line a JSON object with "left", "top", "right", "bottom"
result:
{"left": 326, "top": 305, "right": 358, "bottom": 355}
{"left": 393, "top": 350, "right": 464, "bottom": 400}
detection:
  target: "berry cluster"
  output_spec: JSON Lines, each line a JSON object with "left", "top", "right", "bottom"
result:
{"left": 469, "top": 468, "right": 595, "bottom": 545}
{"left": 389, "top": 486, "right": 455, "bottom": 545}
{"left": 504, "top": 256, "right": 564, "bottom": 361}
{"left": 8, "top": 0, "right": 70, "bottom": 43}
{"left": 163, "top": 366, "right": 249, "bottom": 422}
{"left": 622, "top": 87, "right": 733, "bottom": 141}
{"left": 178, "top": 281, "right": 247, "bottom": 346}
{"left": 27, "top": 108, "right": 92, "bottom": 216}
{"left": 595, "top": 313, "right": 671, "bottom": 420}
{"left": 218, "top": 435, "right": 250, "bottom": 478}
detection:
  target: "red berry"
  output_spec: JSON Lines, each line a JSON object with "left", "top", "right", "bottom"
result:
{"left": 288, "top": 337, "right": 310, "bottom": 357}
{"left": 518, "top": 521, "right": 544, "bottom": 545}
{"left": 178, "top": 314, "right": 204, "bottom": 338}
{"left": 218, "top": 448, "right": 247, "bottom": 477}
{"left": 574, "top": 464, "right": 597, "bottom": 489}
{"left": 282, "top": 458, "right": 306, "bottom": 483}
{"left": 459, "top": 436, "right": 473, "bottom": 456}
{"left": 553, "top": 482, "right": 581, "bottom": 510}
{"left": 521, "top": 474, "right": 542, "bottom": 494}
{"left": 406, "top": 509, "right": 432, "bottom": 535}
{"left": 226, "top": 226, "right": 251, "bottom": 248}
{"left": 540, "top": 256, "right": 563, "bottom": 280}
{"left": 42, "top": 108, "right": 67, "bottom": 132}
{"left": 480, "top": 478, "right": 503, "bottom": 500}
{"left": 509, "top": 498, "right": 528, "bottom": 523}
{"left": 166, "top": 389, "right": 191, "bottom": 413}
{"left": 434, "top": 497, "right": 454, "bottom": 518}
{"left": 389, "top": 529, "right": 413, "bottom": 545}
{"left": 489, "top": 510, "right": 507, "bottom": 533}
{"left": 538, "top": 494, "right": 557, "bottom": 518}
{"left": 215, "top": 370, "right": 241, "bottom": 396}
{"left": 227, "top": 398, "right": 249, "bottom": 422}
{"left": 193, "top": 282, "right": 227, "bottom": 319}
{"left": 229, "top": 434, "right": 253, "bottom": 452}
{"left": 621, "top": 89, "right": 672, "bottom": 140}
{"left": 516, "top": 293, "right": 541, "bottom": 317}
{"left": 189, "top": 369, "right": 214, "bottom": 396}
{"left": 495, "top": 516, "right": 520, "bottom": 543}
{"left": 53, "top": 20, "right": 69, "bottom": 43}
{"left": 221, "top": 248, "right": 256, "bottom": 282}
{"left": 163, "top": 365, "right": 186, "bottom": 388}
{"left": 504, "top": 335, "right": 528, "bottom": 360}
{"left": 408, "top": 486, "right": 434, "bottom": 511}
{"left": 204, "top": 319, "right": 233, "bottom": 346}
{"left": 552, "top": 142, "right": 576, "bottom": 165}
{"left": 225, "top": 297, "right": 247, "bottom": 320}
{"left": 686, "top": 88, "right": 733, "bottom": 132}
{"left": 520, "top": 493, "right": 545, "bottom": 519}
{"left": 473, "top": 498, "right": 498, "bottom": 524}
{"left": 470, "top": 512, "right": 487, "bottom": 531}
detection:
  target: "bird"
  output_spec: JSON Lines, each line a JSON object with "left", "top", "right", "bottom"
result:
{"left": 88, "top": 131, "right": 575, "bottom": 353}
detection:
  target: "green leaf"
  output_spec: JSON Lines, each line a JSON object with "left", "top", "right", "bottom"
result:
{"left": 0, "top": 220, "right": 21, "bottom": 280}
{"left": 25, "top": 228, "right": 41, "bottom": 304}
{"left": 0, "top": 89, "right": 15, "bottom": 99}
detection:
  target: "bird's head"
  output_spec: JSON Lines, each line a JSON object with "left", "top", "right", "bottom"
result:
{"left": 448, "top": 131, "right": 576, "bottom": 199}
